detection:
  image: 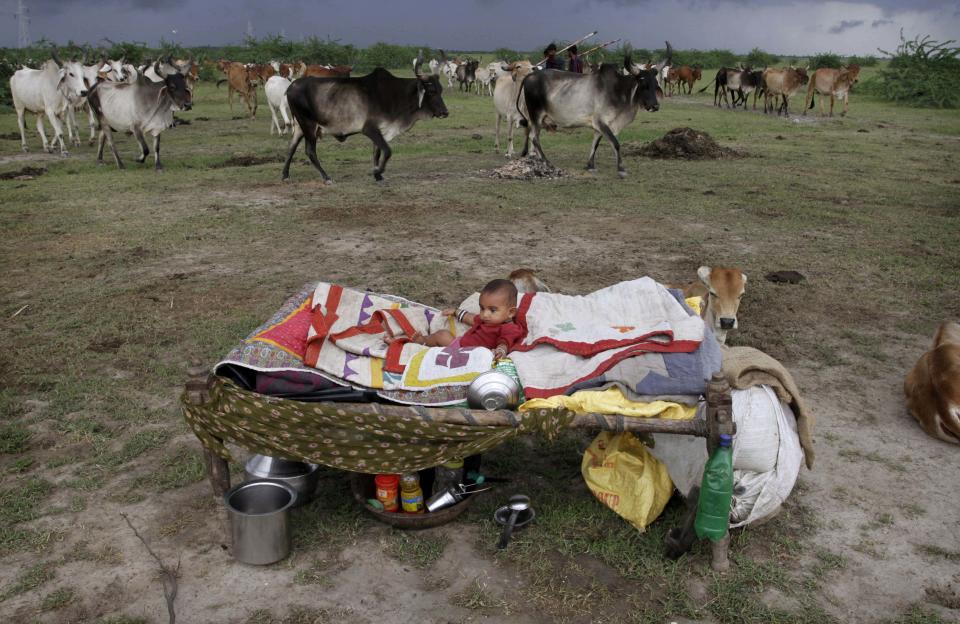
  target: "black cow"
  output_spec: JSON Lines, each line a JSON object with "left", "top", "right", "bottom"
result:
{"left": 517, "top": 44, "right": 669, "bottom": 177}
{"left": 731, "top": 69, "right": 763, "bottom": 110}
{"left": 281, "top": 55, "right": 448, "bottom": 183}
{"left": 456, "top": 60, "right": 479, "bottom": 92}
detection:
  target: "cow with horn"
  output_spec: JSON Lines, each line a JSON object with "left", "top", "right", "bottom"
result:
{"left": 85, "top": 60, "right": 193, "bottom": 170}
{"left": 517, "top": 42, "right": 671, "bottom": 177}
{"left": 281, "top": 51, "right": 449, "bottom": 183}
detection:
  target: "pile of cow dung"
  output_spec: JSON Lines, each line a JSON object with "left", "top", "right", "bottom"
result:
{"left": 489, "top": 156, "right": 566, "bottom": 180}
{"left": 210, "top": 155, "right": 281, "bottom": 169}
{"left": 624, "top": 127, "right": 745, "bottom": 160}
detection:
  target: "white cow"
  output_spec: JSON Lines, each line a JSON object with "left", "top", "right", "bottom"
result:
{"left": 10, "top": 55, "right": 88, "bottom": 155}
{"left": 441, "top": 60, "right": 458, "bottom": 88}
{"left": 264, "top": 75, "right": 294, "bottom": 135}
{"left": 428, "top": 58, "right": 440, "bottom": 75}
{"left": 493, "top": 60, "right": 534, "bottom": 157}
{"left": 474, "top": 66, "right": 494, "bottom": 96}
{"left": 142, "top": 58, "right": 180, "bottom": 82}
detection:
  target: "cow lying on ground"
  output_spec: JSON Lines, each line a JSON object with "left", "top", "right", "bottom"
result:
{"left": 905, "top": 321, "right": 960, "bottom": 444}
{"left": 804, "top": 64, "right": 860, "bottom": 117}
{"left": 518, "top": 46, "right": 668, "bottom": 178}
{"left": 675, "top": 266, "right": 747, "bottom": 345}
{"left": 281, "top": 54, "right": 448, "bottom": 183}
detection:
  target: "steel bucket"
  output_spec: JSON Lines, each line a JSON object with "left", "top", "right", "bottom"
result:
{"left": 224, "top": 479, "right": 298, "bottom": 565}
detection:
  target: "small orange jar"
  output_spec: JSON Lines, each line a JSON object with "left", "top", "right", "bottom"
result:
{"left": 374, "top": 474, "right": 400, "bottom": 512}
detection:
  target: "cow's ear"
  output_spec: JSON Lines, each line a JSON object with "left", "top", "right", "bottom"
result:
{"left": 697, "top": 266, "right": 712, "bottom": 286}
{"left": 740, "top": 272, "right": 747, "bottom": 284}
{"left": 417, "top": 80, "right": 426, "bottom": 108}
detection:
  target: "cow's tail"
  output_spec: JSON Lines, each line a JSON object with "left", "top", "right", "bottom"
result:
{"left": 697, "top": 82, "right": 710, "bottom": 93}
{"left": 216, "top": 79, "right": 227, "bottom": 89}
{"left": 808, "top": 93, "right": 816, "bottom": 109}
{"left": 515, "top": 81, "right": 528, "bottom": 128}
{"left": 85, "top": 81, "right": 104, "bottom": 130}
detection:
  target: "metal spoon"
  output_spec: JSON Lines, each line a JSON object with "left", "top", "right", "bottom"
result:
{"left": 496, "top": 494, "right": 530, "bottom": 549}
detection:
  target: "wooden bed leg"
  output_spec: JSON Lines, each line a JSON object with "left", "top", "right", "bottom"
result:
{"left": 706, "top": 372, "right": 734, "bottom": 571}
{"left": 711, "top": 534, "right": 731, "bottom": 572}
{"left": 186, "top": 361, "right": 230, "bottom": 498}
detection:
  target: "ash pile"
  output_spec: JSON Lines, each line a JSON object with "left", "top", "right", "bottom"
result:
{"left": 489, "top": 156, "right": 566, "bottom": 180}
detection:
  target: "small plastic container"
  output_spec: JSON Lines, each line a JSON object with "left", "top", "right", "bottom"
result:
{"left": 374, "top": 474, "right": 400, "bottom": 512}
{"left": 400, "top": 473, "right": 425, "bottom": 514}
{"left": 434, "top": 459, "right": 464, "bottom": 496}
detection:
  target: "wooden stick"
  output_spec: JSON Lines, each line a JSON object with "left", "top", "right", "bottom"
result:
{"left": 579, "top": 38, "right": 621, "bottom": 58}
{"left": 534, "top": 31, "right": 598, "bottom": 67}
{"left": 122, "top": 513, "right": 180, "bottom": 624}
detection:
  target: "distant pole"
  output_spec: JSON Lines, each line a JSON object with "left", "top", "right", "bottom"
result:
{"left": 246, "top": 20, "right": 254, "bottom": 39}
{"left": 16, "top": 0, "right": 31, "bottom": 48}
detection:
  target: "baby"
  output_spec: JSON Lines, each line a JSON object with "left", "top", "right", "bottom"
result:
{"left": 389, "top": 279, "right": 524, "bottom": 359}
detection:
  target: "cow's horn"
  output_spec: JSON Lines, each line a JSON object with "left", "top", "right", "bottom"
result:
{"left": 154, "top": 60, "right": 164, "bottom": 77}
{"left": 51, "top": 47, "right": 64, "bottom": 67}
{"left": 439, "top": 49, "right": 447, "bottom": 62}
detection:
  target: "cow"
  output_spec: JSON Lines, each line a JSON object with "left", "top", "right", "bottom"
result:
{"left": 678, "top": 266, "right": 747, "bottom": 345}
{"left": 216, "top": 61, "right": 258, "bottom": 117}
{"left": 517, "top": 44, "right": 669, "bottom": 178}
{"left": 474, "top": 66, "right": 494, "bottom": 96}
{"left": 428, "top": 58, "right": 440, "bottom": 75}
{"left": 664, "top": 67, "right": 679, "bottom": 96}
{"left": 904, "top": 321, "right": 960, "bottom": 444}
{"left": 457, "top": 60, "right": 479, "bottom": 92}
{"left": 264, "top": 75, "right": 294, "bottom": 135}
{"left": 10, "top": 50, "right": 88, "bottom": 155}
{"left": 763, "top": 67, "right": 809, "bottom": 115}
{"left": 674, "top": 65, "right": 701, "bottom": 95}
{"left": 142, "top": 57, "right": 181, "bottom": 82}
{"left": 249, "top": 63, "right": 276, "bottom": 84}
{"left": 732, "top": 69, "right": 764, "bottom": 110}
{"left": 300, "top": 64, "right": 352, "bottom": 78}
{"left": 173, "top": 57, "right": 200, "bottom": 90}
{"left": 804, "top": 64, "right": 860, "bottom": 117}
{"left": 493, "top": 60, "right": 535, "bottom": 157}
{"left": 86, "top": 61, "right": 193, "bottom": 170}
{"left": 281, "top": 54, "right": 448, "bottom": 183}
{"left": 510, "top": 268, "right": 551, "bottom": 294}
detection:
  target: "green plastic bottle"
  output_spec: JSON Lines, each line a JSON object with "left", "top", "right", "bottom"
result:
{"left": 694, "top": 433, "right": 734, "bottom": 542}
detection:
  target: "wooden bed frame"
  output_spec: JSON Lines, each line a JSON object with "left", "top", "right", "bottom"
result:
{"left": 185, "top": 365, "right": 736, "bottom": 571}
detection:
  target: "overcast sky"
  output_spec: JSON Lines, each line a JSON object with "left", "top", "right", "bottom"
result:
{"left": 5, "top": 0, "right": 960, "bottom": 56}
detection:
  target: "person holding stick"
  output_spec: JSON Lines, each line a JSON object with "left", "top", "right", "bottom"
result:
{"left": 567, "top": 45, "right": 583, "bottom": 73}
{"left": 543, "top": 43, "right": 565, "bottom": 70}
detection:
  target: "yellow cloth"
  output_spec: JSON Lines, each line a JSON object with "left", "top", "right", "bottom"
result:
{"left": 581, "top": 431, "right": 674, "bottom": 531}
{"left": 685, "top": 295, "right": 703, "bottom": 316}
{"left": 520, "top": 386, "right": 696, "bottom": 420}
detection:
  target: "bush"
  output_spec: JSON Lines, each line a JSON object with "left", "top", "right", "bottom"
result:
{"left": 809, "top": 52, "right": 844, "bottom": 69}
{"left": 873, "top": 32, "right": 960, "bottom": 108}
{"left": 744, "top": 47, "right": 780, "bottom": 68}
{"left": 846, "top": 54, "right": 878, "bottom": 67}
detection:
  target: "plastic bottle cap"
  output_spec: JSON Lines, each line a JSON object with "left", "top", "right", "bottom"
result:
{"left": 718, "top": 434, "right": 733, "bottom": 447}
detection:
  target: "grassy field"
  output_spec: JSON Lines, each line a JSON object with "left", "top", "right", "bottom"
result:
{"left": 1, "top": 66, "right": 959, "bottom": 623}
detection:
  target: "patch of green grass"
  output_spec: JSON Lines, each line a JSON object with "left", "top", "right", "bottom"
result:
{"left": 0, "top": 425, "right": 31, "bottom": 453}
{"left": 915, "top": 544, "right": 960, "bottom": 562}
{"left": 899, "top": 502, "right": 926, "bottom": 520}
{"left": 99, "top": 428, "right": 173, "bottom": 467}
{"left": 95, "top": 616, "right": 150, "bottom": 624}
{"left": 291, "top": 477, "right": 369, "bottom": 553}
{"left": 382, "top": 530, "right": 448, "bottom": 569}
{"left": 1, "top": 562, "right": 56, "bottom": 601}
{"left": 40, "top": 586, "right": 75, "bottom": 611}
{"left": 0, "top": 477, "right": 53, "bottom": 525}
{"left": 882, "top": 604, "right": 946, "bottom": 624}
{"left": 144, "top": 446, "right": 206, "bottom": 491}
{"left": 6, "top": 456, "right": 34, "bottom": 473}
{"left": 0, "top": 527, "right": 63, "bottom": 557}
{"left": 245, "top": 606, "right": 357, "bottom": 624}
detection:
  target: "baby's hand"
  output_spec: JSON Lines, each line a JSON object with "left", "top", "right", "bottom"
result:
{"left": 441, "top": 307, "right": 457, "bottom": 317}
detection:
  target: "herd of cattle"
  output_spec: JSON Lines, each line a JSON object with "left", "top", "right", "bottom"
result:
{"left": 7, "top": 45, "right": 863, "bottom": 178}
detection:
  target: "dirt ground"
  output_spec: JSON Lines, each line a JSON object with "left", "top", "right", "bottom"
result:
{"left": 1, "top": 75, "right": 959, "bottom": 624}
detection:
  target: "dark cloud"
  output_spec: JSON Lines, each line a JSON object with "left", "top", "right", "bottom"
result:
{"left": 829, "top": 19, "right": 865, "bottom": 34}
{"left": 872, "top": 19, "right": 895, "bottom": 27}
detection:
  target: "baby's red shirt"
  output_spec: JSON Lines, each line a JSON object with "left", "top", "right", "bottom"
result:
{"left": 459, "top": 317, "right": 525, "bottom": 351}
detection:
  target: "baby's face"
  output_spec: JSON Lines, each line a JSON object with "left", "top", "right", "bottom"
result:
{"left": 477, "top": 291, "right": 516, "bottom": 326}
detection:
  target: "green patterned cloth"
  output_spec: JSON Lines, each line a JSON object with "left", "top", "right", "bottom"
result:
{"left": 182, "top": 377, "right": 575, "bottom": 474}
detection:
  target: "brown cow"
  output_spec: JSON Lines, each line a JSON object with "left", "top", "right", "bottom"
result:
{"left": 762, "top": 67, "right": 809, "bottom": 116}
{"left": 674, "top": 65, "right": 701, "bottom": 95}
{"left": 675, "top": 266, "right": 747, "bottom": 345}
{"left": 803, "top": 64, "right": 860, "bottom": 117}
{"left": 905, "top": 321, "right": 960, "bottom": 444}
{"left": 249, "top": 63, "right": 276, "bottom": 84}
{"left": 216, "top": 61, "right": 258, "bottom": 117}
{"left": 300, "top": 63, "right": 352, "bottom": 78}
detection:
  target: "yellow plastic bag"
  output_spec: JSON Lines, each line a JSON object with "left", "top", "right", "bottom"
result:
{"left": 581, "top": 431, "right": 674, "bottom": 532}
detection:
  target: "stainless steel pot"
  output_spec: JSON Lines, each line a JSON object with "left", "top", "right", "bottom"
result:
{"left": 224, "top": 479, "right": 297, "bottom": 565}
{"left": 244, "top": 455, "right": 320, "bottom": 508}
{"left": 467, "top": 370, "right": 521, "bottom": 410}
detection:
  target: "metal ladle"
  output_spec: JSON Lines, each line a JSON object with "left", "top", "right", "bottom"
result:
{"left": 496, "top": 494, "right": 530, "bottom": 549}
